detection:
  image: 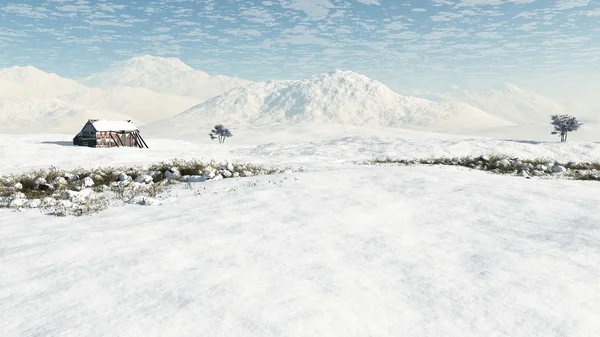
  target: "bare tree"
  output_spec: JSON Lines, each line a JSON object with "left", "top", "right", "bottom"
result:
{"left": 551, "top": 114, "right": 582, "bottom": 142}
{"left": 209, "top": 124, "right": 233, "bottom": 144}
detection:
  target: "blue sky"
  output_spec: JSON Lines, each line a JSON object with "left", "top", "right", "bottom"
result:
{"left": 1, "top": 0, "right": 599, "bottom": 98}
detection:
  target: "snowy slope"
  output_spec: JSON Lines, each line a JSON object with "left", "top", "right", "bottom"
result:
{"left": 144, "top": 70, "right": 513, "bottom": 133}
{"left": 0, "top": 65, "right": 202, "bottom": 126}
{"left": 64, "top": 87, "right": 202, "bottom": 124}
{"left": 0, "top": 66, "right": 88, "bottom": 100}
{"left": 419, "top": 83, "right": 568, "bottom": 125}
{"left": 0, "top": 99, "right": 136, "bottom": 134}
{"left": 1, "top": 129, "right": 600, "bottom": 336}
{"left": 81, "top": 55, "right": 253, "bottom": 100}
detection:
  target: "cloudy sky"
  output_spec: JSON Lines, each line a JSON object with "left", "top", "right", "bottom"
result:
{"left": 1, "top": 0, "right": 599, "bottom": 100}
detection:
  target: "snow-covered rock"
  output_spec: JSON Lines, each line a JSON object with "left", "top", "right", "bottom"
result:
{"left": 82, "top": 176, "right": 95, "bottom": 187}
{"left": 187, "top": 175, "right": 207, "bottom": 182}
{"left": 494, "top": 158, "right": 512, "bottom": 168}
{"left": 13, "top": 182, "right": 23, "bottom": 190}
{"left": 552, "top": 165, "right": 567, "bottom": 173}
{"left": 203, "top": 170, "right": 216, "bottom": 179}
{"left": 25, "top": 199, "right": 41, "bottom": 208}
{"left": 54, "top": 177, "right": 67, "bottom": 186}
{"left": 135, "top": 175, "right": 154, "bottom": 184}
{"left": 117, "top": 172, "right": 131, "bottom": 182}
{"left": 9, "top": 198, "right": 26, "bottom": 208}
{"left": 41, "top": 197, "right": 58, "bottom": 207}
{"left": 164, "top": 168, "right": 181, "bottom": 180}
{"left": 221, "top": 170, "right": 233, "bottom": 178}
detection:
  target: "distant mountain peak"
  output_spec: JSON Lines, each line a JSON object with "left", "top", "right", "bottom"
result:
{"left": 106, "top": 55, "right": 195, "bottom": 73}
{"left": 80, "top": 54, "right": 252, "bottom": 99}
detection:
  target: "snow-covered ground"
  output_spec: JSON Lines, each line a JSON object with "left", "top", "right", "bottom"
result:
{"left": 1, "top": 125, "right": 600, "bottom": 336}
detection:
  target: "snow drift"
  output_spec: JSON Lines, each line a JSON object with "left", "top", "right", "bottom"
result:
{"left": 81, "top": 55, "right": 253, "bottom": 100}
{"left": 144, "top": 70, "right": 513, "bottom": 133}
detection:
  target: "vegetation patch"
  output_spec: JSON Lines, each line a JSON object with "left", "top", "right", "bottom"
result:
{"left": 362, "top": 155, "right": 600, "bottom": 181}
{"left": 0, "top": 159, "right": 297, "bottom": 216}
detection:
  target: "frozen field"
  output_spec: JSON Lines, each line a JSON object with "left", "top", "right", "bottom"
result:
{"left": 1, "top": 126, "right": 600, "bottom": 336}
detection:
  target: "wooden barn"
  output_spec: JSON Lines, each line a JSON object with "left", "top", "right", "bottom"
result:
{"left": 73, "top": 119, "right": 148, "bottom": 148}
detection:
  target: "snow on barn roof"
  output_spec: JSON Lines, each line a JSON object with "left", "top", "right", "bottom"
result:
{"left": 89, "top": 119, "right": 138, "bottom": 132}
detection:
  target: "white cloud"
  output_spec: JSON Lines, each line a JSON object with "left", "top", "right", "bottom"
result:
{"left": 355, "top": 0, "right": 381, "bottom": 5}
{"left": 554, "top": 0, "right": 590, "bottom": 10}
{"left": 279, "top": 0, "right": 334, "bottom": 20}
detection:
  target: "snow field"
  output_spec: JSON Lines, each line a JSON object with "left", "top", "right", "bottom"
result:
{"left": 1, "top": 166, "right": 599, "bottom": 336}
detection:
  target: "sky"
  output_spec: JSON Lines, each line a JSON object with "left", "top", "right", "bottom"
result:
{"left": 0, "top": 0, "right": 599, "bottom": 101}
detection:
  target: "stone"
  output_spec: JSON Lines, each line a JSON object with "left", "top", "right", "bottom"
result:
{"left": 552, "top": 165, "right": 567, "bottom": 173}
{"left": 82, "top": 176, "right": 95, "bottom": 187}
{"left": 135, "top": 175, "right": 154, "bottom": 184}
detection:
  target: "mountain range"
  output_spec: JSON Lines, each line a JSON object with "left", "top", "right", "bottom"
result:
{"left": 0, "top": 55, "right": 583, "bottom": 134}
{"left": 144, "top": 70, "right": 513, "bottom": 133}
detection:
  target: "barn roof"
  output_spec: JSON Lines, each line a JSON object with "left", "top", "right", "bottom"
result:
{"left": 89, "top": 119, "right": 138, "bottom": 132}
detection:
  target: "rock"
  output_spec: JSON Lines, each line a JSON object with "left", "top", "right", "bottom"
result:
{"left": 552, "top": 165, "right": 567, "bottom": 173}
{"left": 61, "top": 190, "right": 79, "bottom": 201}
{"left": 41, "top": 197, "right": 57, "bottom": 206}
{"left": 495, "top": 158, "right": 512, "bottom": 168}
{"left": 135, "top": 175, "right": 154, "bottom": 184}
{"left": 0, "top": 197, "right": 11, "bottom": 207}
{"left": 203, "top": 170, "right": 216, "bottom": 179}
{"left": 117, "top": 172, "right": 131, "bottom": 182}
{"left": 13, "top": 182, "right": 23, "bottom": 190}
{"left": 149, "top": 171, "right": 162, "bottom": 180}
{"left": 535, "top": 165, "right": 548, "bottom": 171}
{"left": 164, "top": 168, "right": 181, "bottom": 180}
{"left": 9, "top": 198, "right": 26, "bottom": 208}
{"left": 25, "top": 199, "right": 41, "bottom": 208}
{"left": 82, "top": 176, "right": 95, "bottom": 187}
{"left": 221, "top": 170, "right": 233, "bottom": 178}
{"left": 241, "top": 170, "right": 254, "bottom": 177}
{"left": 517, "top": 170, "right": 529, "bottom": 178}
{"left": 35, "top": 177, "right": 47, "bottom": 186}
{"left": 233, "top": 172, "right": 240, "bottom": 178}
{"left": 53, "top": 177, "right": 67, "bottom": 186}
{"left": 64, "top": 173, "right": 79, "bottom": 183}
{"left": 212, "top": 174, "right": 223, "bottom": 181}
{"left": 187, "top": 175, "right": 207, "bottom": 182}
{"left": 226, "top": 162, "right": 234, "bottom": 172}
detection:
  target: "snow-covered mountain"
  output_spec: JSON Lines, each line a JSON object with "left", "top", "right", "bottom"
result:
{"left": 0, "top": 64, "right": 203, "bottom": 125}
{"left": 0, "top": 66, "right": 88, "bottom": 100}
{"left": 63, "top": 87, "right": 202, "bottom": 124}
{"left": 0, "top": 99, "right": 135, "bottom": 134}
{"left": 144, "top": 70, "right": 513, "bottom": 133}
{"left": 80, "top": 55, "right": 253, "bottom": 100}
{"left": 417, "top": 83, "right": 568, "bottom": 125}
